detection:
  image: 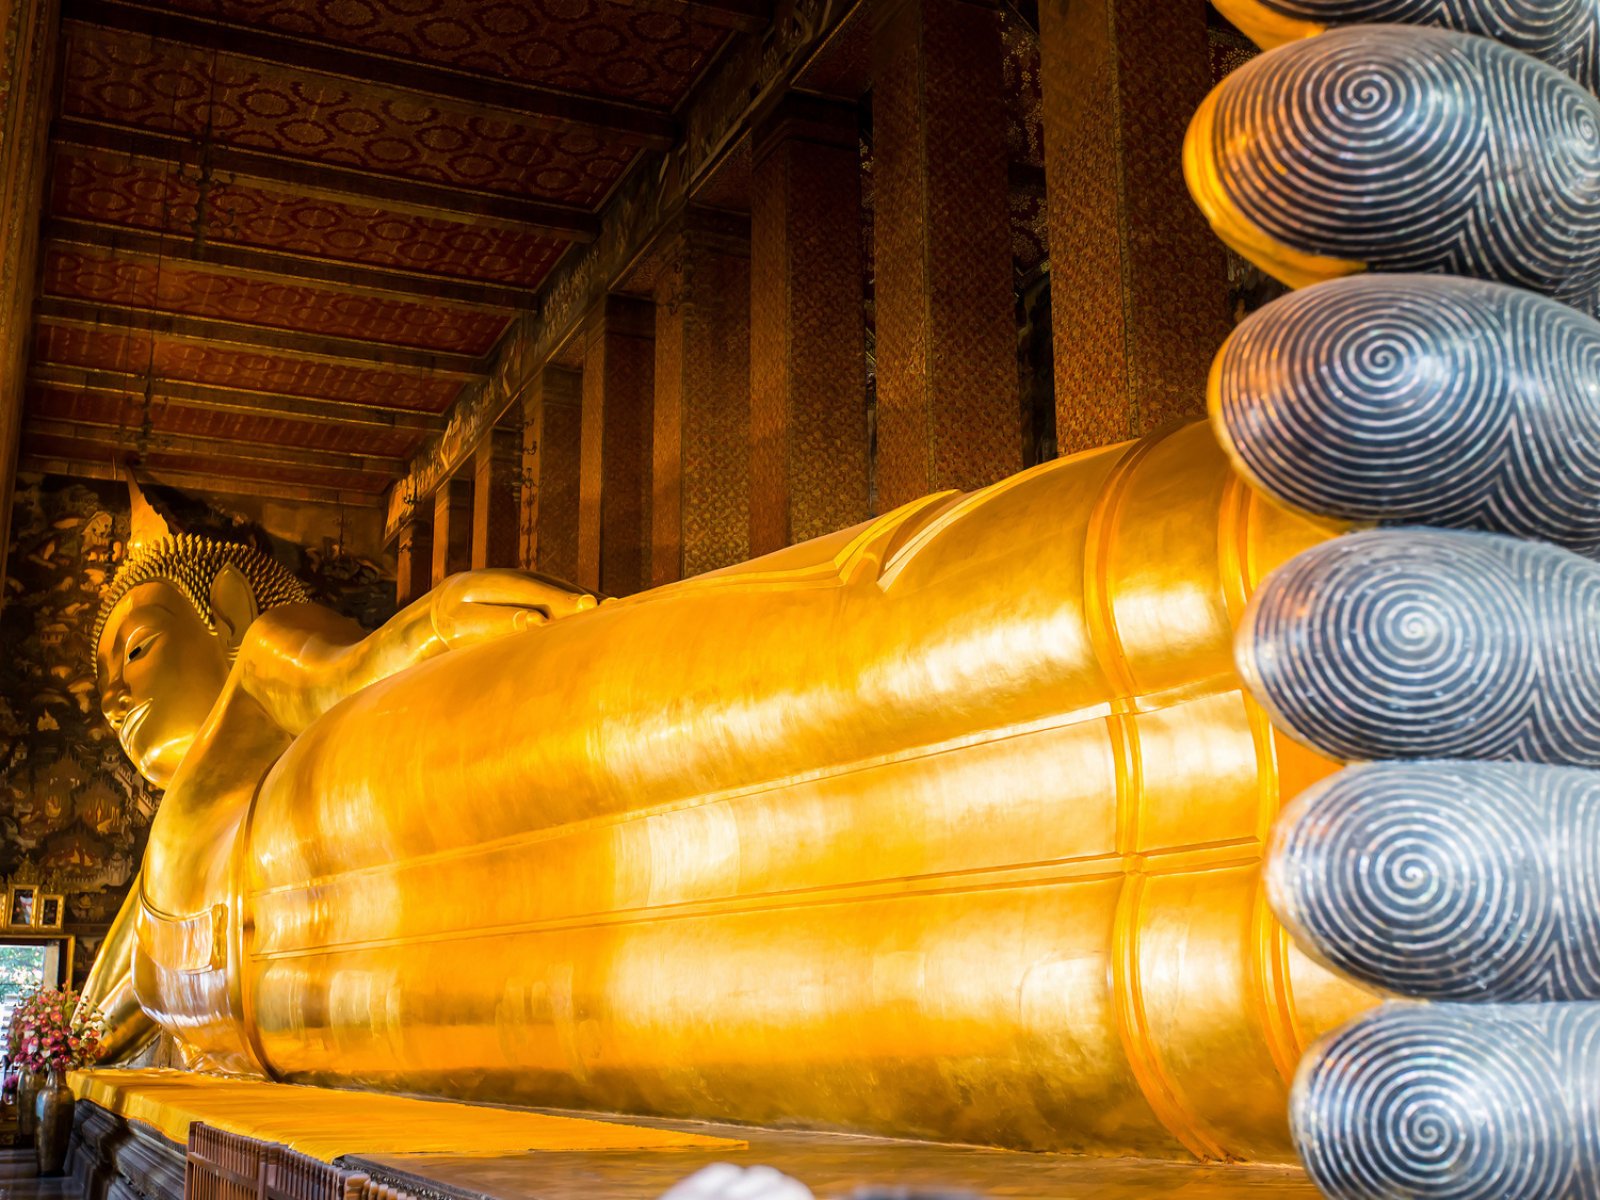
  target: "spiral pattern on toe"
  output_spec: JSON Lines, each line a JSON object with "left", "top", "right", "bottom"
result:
{"left": 1213, "top": 276, "right": 1600, "bottom": 554}
{"left": 1293, "top": 1002, "right": 1600, "bottom": 1199}
{"left": 1217, "top": 0, "right": 1600, "bottom": 89}
{"left": 1192, "top": 26, "right": 1600, "bottom": 308}
{"left": 1270, "top": 761, "right": 1600, "bottom": 1000}
{"left": 1239, "top": 528, "right": 1600, "bottom": 765}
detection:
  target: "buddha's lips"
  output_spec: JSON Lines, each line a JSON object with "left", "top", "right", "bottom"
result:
{"left": 119, "top": 700, "right": 152, "bottom": 753}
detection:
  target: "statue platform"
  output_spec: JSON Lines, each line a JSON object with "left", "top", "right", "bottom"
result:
{"left": 62, "top": 1070, "right": 1320, "bottom": 1200}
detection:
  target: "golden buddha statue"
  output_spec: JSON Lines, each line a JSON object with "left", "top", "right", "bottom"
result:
{"left": 83, "top": 432, "right": 1371, "bottom": 1164}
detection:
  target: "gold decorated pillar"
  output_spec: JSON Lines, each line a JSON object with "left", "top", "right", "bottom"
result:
{"left": 521, "top": 365, "right": 583, "bottom": 582}
{"left": 471, "top": 428, "right": 521, "bottom": 570}
{"left": 431, "top": 476, "right": 472, "bottom": 585}
{"left": 870, "top": 0, "right": 1021, "bottom": 509}
{"left": 1040, "top": 0, "right": 1229, "bottom": 453}
{"left": 652, "top": 210, "right": 751, "bottom": 586}
{"left": 578, "top": 296, "right": 654, "bottom": 597}
{"left": 394, "top": 511, "right": 433, "bottom": 607}
{"left": 0, "top": 0, "right": 58, "bottom": 601}
{"left": 749, "top": 96, "right": 871, "bottom": 555}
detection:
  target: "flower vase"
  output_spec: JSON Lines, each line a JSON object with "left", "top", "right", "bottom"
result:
{"left": 15, "top": 1070, "right": 40, "bottom": 1143}
{"left": 34, "top": 1066, "right": 72, "bottom": 1176}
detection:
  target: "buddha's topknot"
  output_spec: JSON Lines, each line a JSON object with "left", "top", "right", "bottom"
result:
{"left": 92, "top": 533, "right": 310, "bottom": 655}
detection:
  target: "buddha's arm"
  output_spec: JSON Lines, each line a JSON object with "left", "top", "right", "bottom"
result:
{"left": 236, "top": 569, "right": 596, "bottom": 735}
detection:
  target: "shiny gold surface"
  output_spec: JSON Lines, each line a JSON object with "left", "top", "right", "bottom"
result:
{"left": 88, "top": 422, "right": 1372, "bottom": 1162}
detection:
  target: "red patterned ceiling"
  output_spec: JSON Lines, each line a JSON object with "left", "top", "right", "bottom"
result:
{"left": 29, "top": 387, "right": 424, "bottom": 458}
{"left": 29, "top": 0, "right": 748, "bottom": 506}
{"left": 150, "top": 0, "right": 729, "bottom": 105}
{"left": 64, "top": 24, "right": 639, "bottom": 205}
{"left": 43, "top": 248, "right": 509, "bottom": 355}
{"left": 51, "top": 150, "right": 568, "bottom": 286}
{"left": 35, "top": 326, "right": 463, "bottom": 413}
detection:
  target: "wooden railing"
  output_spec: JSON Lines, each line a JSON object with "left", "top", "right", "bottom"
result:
{"left": 184, "top": 1123, "right": 406, "bottom": 1200}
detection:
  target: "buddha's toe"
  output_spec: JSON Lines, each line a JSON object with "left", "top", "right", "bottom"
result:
{"left": 1185, "top": 25, "right": 1600, "bottom": 302}
{"left": 1293, "top": 1002, "right": 1600, "bottom": 1200}
{"left": 1213, "top": 0, "right": 1599, "bottom": 88}
{"left": 1211, "top": 275, "right": 1600, "bottom": 554}
{"left": 1238, "top": 528, "right": 1600, "bottom": 766}
{"left": 1268, "top": 760, "right": 1600, "bottom": 1002}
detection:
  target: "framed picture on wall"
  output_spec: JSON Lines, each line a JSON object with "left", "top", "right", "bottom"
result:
{"left": 7, "top": 886, "right": 36, "bottom": 928}
{"left": 36, "top": 895, "right": 62, "bottom": 931}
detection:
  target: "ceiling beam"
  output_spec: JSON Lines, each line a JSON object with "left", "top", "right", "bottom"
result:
{"left": 31, "top": 365, "right": 445, "bottom": 432}
{"left": 55, "top": 120, "right": 604, "bottom": 242}
{"left": 21, "top": 452, "right": 385, "bottom": 508}
{"left": 25, "top": 417, "right": 406, "bottom": 475}
{"left": 64, "top": 1, "right": 679, "bottom": 148}
{"left": 46, "top": 219, "right": 532, "bottom": 312}
{"left": 36, "top": 297, "right": 487, "bottom": 375}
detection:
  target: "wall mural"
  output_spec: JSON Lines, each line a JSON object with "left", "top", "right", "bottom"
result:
{"left": 0, "top": 473, "right": 394, "bottom": 986}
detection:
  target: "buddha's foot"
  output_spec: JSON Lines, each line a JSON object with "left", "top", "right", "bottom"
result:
{"left": 1211, "top": 276, "right": 1600, "bottom": 555}
{"left": 1185, "top": 24, "right": 1600, "bottom": 305}
{"left": 1211, "top": 0, "right": 1600, "bottom": 89}
{"left": 1292, "top": 1002, "right": 1600, "bottom": 1199}
{"left": 1268, "top": 761, "right": 1600, "bottom": 1002}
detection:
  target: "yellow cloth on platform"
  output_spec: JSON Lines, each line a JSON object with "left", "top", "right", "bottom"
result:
{"left": 69, "top": 1068, "right": 742, "bottom": 1161}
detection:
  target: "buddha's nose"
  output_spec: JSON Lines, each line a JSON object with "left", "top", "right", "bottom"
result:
{"left": 102, "top": 684, "right": 131, "bottom": 729}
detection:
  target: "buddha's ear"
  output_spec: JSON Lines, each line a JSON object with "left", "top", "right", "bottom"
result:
{"left": 208, "top": 564, "right": 259, "bottom": 656}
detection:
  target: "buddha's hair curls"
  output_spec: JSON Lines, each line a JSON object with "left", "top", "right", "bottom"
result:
{"left": 92, "top": 534, "right": 309, "bottom": 654}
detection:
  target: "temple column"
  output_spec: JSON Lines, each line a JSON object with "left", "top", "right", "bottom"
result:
{"left": 749, "top": 96, "right": 871, "bottom": 555}
{"left": 431, "top": 476, "right": 473, "bottom": 585}
{"left": 652, "top": 210, "right": 751, "bottom": 585}
{"left": 1039, "top": 0, "right": 1229, "bottom": 454}
{"left": 871, "top": 0, "right": 1021, "bottom": 509}
{"left": 578, "top": 296, "right": 654, "bottom": 596}
{"left": 522, "top": 365, "right": 583, "bottom": 582}
{"left": 394, "top": 511, "right": 433, "bottom": 606}
{"left": 0, "top": 0, "right": 58, "bottom": 603}
{"left": 471, "top": 428, "right": 521, "bottom": 569}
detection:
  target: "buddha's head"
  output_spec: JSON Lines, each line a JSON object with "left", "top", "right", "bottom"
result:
{"left": 93, "top": 484, "right": 308, "bottom": 787}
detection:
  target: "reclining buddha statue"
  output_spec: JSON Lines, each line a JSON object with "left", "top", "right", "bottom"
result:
{"left": 85, "top": 424, "right": 1368, "bottom": 1163}
{"left": 81, "top": 0, "right": 1600, "bottom": 1189}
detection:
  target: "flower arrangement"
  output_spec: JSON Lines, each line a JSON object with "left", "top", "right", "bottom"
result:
{"left": 8, "top": 987, "right": 106, "bottom": 1073}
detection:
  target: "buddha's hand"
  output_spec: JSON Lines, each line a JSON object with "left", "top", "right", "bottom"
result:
{"left": 430, "top": 569, "right": 598, "bottom": 650}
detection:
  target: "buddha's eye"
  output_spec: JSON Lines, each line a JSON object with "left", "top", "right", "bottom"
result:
{"left": 126, "top": 634, "right": 157, "bottom": 664}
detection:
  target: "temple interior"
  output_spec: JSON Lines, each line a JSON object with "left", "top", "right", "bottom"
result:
{"left": 0, "top": 0, "right": 1592, "bottom": 1197}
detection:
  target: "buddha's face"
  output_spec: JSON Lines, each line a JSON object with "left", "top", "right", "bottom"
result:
{"left": 96, "top": 580, "right": 232, "bottom": 787}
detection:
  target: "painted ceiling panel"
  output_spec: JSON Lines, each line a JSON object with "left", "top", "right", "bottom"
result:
{"left": 34, "top": 326, "right": 463, "bottom": 413}
{"left": 146, "top": 0, "right": 729, "bottom": 106}
{"left": 28, "top": 387, "right": 426, "bottom": 459}
{"left": 51, "top": 150, "right": 567, "bottom": 286}
{"left": 42, "top": 246, "right": 511, "bottom": 355}
{"left": 64, "top": 24, "right": 640, "bottom": 204}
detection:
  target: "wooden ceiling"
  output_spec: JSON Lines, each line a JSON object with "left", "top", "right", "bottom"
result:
{"left": 22, "top": 0, "right": 759, "bottom": 507}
